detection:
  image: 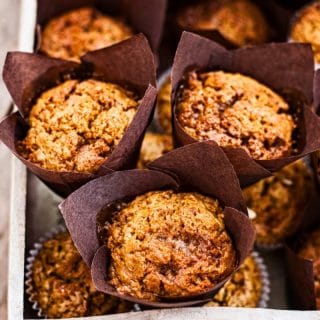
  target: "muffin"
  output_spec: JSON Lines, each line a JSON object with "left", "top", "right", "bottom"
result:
{"left": 176, "top": 70, "right": 296, "bottom": 160}
{"left": 177, "top": 0, "right": 270, "bottom": 47}
{"left": 40, "top": 7, "right": 133, "bottom": 62}
{"left": 157, "top": 76, "right": 172, "bottom": 133}
{"left": 297, "top": 228, "right": 320, "bottom": 309}
{"left": 137, "top": 132, "right": 173, "bottom": 169}
{"left": 107, "top": 190, "right": 237, "bottom": 301}
{"left": 29, "top": 232, "right": 131, "bottom": 318}
{"left": 204, "top": 255, "right": 263, "bottom": 307}
{"left": 290, "top": 1, "right": 320, "bottom": 64}
{"left": 243, "top": 160, "right": 313, "bottom": 245}
{"left": 18, "top": 79, "right": 139, "bottom": 174}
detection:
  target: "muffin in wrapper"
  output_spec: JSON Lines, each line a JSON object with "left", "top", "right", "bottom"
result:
{"left": 204, "top": 251, "right": 270, "bottom": 308}
{"left": 35, "top": 0, "right": 167, "bottom": 56}
{"left": 174, "top": 0, "right": 291, "bottom": 49}
{"left": 59, "top": 141, "right": 255, "bottom": 307}
{"left": 171, "top": 31, "right": 320, "bottom": 188}
{"left": 244, "top": 159, "right": 316, "bottom": 250}
{"left": 25, "top": 225, "right": 134, "bottom": 318}
{"left": 0, "top": 34, "right": 157, "bottom": 197}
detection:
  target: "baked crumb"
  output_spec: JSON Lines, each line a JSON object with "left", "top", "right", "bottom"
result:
{"left": 107, "top": 190, "right": 236, "bottom": 301}
{"left": 18, "top": 79, "right": 138, "bottom": 173}
{"left": 157, "top": 77, "right": 172, "bottom": 133}
{"left": 176, "top": 71, "right": 296, "bottom": 160}
{"left": 40, "top": 7, "right": 133, "bottom": 62}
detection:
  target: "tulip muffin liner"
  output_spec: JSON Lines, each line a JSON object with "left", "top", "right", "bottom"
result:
{"left": 0, "top": 34, "right": 157, "bottom": 197}
{"left": 25, "top": 225, "right": 140, "bottom": 318}
{"left": 171, "top": 31, "right": 320, "bottom": 188}
{"left": 35, "top": 0, "right": 167, "bottom": 54}
{"left": 285, "top": 187, "right": 320, "bottom": 310}
{"left": 174, "top": 0, "right": 292, "bottom": 49}
{"left": 59, "top": 141, "right": 255, "bottom": 308}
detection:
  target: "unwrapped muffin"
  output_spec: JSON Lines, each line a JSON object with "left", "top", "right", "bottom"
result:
{"left": 177, "top": 0, "right": 270, "bottom": 47}
{"left": 204, "top": 254, "right": 264, "bottom": 307}
{"left": 157, "top": 76, "right": 172, "bottom": 133}
{"left": 18, "top": 79, "right": 139, "bottom": 174}
{"left": 137, "top": 132, "right": 173, "bottom": 169}
{"left": 28, "top": 232, "right": 131, "bottom": 318}
{"left": 176, "top": 70, "right": 297, "bottom": 160}
{"left": 40, "top": 7, "right": 133, "bottom": 62}
{"left": 243, "top": 160, "right": 313, "bottom": 246}
{"left": 106, "top": 190, "right": 237, "bottom": 301}
{"left": 296, "top": 228, "right": 320, "bottom": 309}
{"left": 290, "top": 1, "right": 320, "bottom": 64}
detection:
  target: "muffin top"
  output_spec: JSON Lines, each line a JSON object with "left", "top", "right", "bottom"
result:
{"left": 176, "top": 71, "right": 296, "bottom": 160}
{"left": 243, "top": 160, "right": 313, "bottom": 245}
{"left": 290, "top": 1, "right": 320, "bottom": 63}
{"left": 177, "top": 0, "right": 269, "bottom": 47}
{"left": 297, "top": 229, "right": 320, "bottom": 309}
{"left": 30, "top": 232, "right": 130, "bottom": 318}
{"left": 137, "top": 132, "right": 173, "bottom": 169}
{"left": 157, "top": 76, "right": 172, "bottom": 133}
{"left": 40, "top": 7, "right": 133, "bottom": 62}
{"left": 107, "top": 190, "right": 236, "bottom": 301}
{"left": 204, "top": 255, "right": 262, "bottom": 307}
{"left": 19, "top": 79, "right": 138, "bottom": 173}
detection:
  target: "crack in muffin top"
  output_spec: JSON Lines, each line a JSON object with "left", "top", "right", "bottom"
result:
{"left": 40, "top": 7, "right": 133, "bottom": 62}
{"left": 106, "top": 190, "right": 236, "bottom": 301}
{"left": 176, "top": 71, "right": 296, "bottom": 160}
{"left": 18, "top": 79, "right": 139, "bottom": 173}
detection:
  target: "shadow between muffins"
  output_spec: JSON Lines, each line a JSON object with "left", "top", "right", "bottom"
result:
{"left": 171, "top": 31, "right": 320, "bottom": 188}
{"left": 59, "top": 141, "right": 255, "bottom": 308}
{"left": 0, "top": 34, "right": 157, "bottom": 197}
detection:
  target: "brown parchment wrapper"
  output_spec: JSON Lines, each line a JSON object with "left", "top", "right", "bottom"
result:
{"left": 285, "top": 189, "right": 320, "bottom": 310}
{"left": 59, "top": 141, "right": 255, "bottom": 307}
{"left": 175, "top": 0, "right": 292, "bottom": 49}
{"left": 36, "top": 0, "right": 167, "bottom": 53}
{"left": 171, "top": 31, "right": 320, "bottom": 187}
{"left": 0, "top": 34, "right": 157, "bottom": 197}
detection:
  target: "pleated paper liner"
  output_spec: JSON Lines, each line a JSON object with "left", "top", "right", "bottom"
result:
{"left": 25, "top": 225, "right": 140, "bottom": 318}
{"left": 59, "top": 142, "right": 255, "bottom": 308}
{"left": 0, "top": 34, "right": 157, "bottom": 197}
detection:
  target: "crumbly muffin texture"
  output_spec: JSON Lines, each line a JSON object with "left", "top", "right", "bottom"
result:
{"left": 176, "top": 71, "right": 296, "bottom": 160}
{"left": 137, "top": 132, "right": 173, "bottom": 169}
{"left": 205, "top": 255, "right": 262, "bottom": 307}
{"left": 107, "top": 190, "right": 236, "bottom": 301}
{"left": 31, "top": 232, "right": 130, "bottom": 318}
{"left": 177, "top": 0, "right": 270, "bottom": 47}
{"left": 40, "top": 7, "right": 133, "bottom": 62}
{"left": 19, "top": 79, "right": 138, "bottom": 173}
{"left": 244, "top": 160, "right": 313, "bottom": 245}
{"left": 290, "top": 2, "right": 320, "bottom": 63}
{"left": 297, "top": 229, "right": 320, "bottom": 309}
{"left": 157, "top": 77, "right": 172, "bottom": 133}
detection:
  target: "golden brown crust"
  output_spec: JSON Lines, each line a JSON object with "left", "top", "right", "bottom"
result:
{"left": 297, "top": 229, "right": 320, "bottom": 309}
{"left": 107, "top": 190, "right": 236, "bottom": 301}
{"left": 31, "top": 232, "right": 131, "bottom": 318}
{"left": 18, "top": 79, "right": 138, "bottom": 173}
{"left": 157, "top": 77, "right": 172, "bottom": 133}
{"left": 243, "top": 160, "right": 313, "bottom": 245}
{"left": 290, "top": 2, "right": 320, "bottom": 63}
{"left": 204, "top": 255, "right": 262, "bottom": 307}
{"left": 177, "top": 0, "right": 269, "bottom": 47}
{"left": 176, "top": 71, "right": 296, "bottom": 160}
{"left": 137, "top": 132, "right": 173, "bottom": 169}
{"left": 40, "top": 7, "right": 133, "bottom": 62}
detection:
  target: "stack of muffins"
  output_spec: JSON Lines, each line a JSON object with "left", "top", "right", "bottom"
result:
{"left": 2, "top": 0, "right": 320, "bottom": 317}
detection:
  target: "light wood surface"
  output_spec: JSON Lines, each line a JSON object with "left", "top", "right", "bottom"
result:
{"left": 0, "top": 0, "right": 20, "bottom": 318}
